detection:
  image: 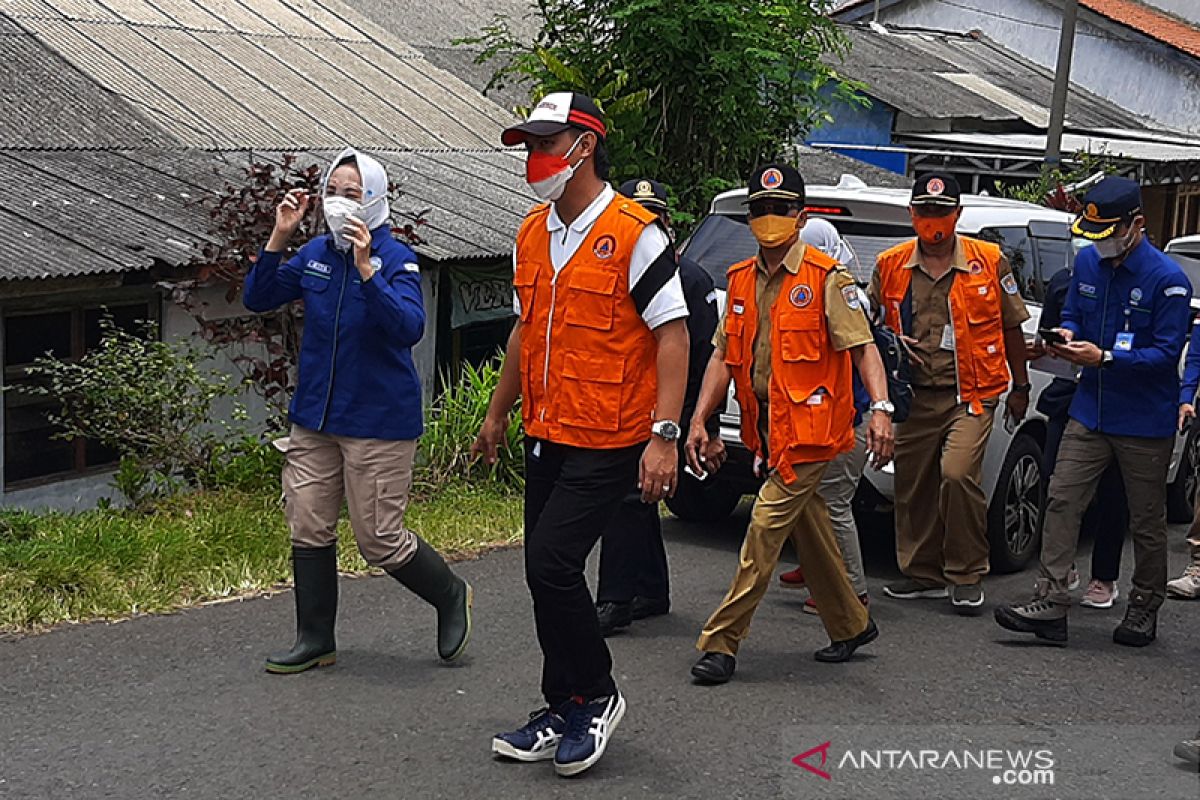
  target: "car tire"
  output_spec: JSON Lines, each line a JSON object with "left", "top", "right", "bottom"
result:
{"left": 987, "top": 433, "right": 1044, "bottom": 574}
{"left": 665, "top": 474, "right": 743, "bottom": 522}
{"left": 1167, "top": 426, "right": 1200, "bottom": 524}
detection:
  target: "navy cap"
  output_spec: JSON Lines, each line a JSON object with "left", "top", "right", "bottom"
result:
{"left": 743, "top": 164, "right": 805, "bottom": 204}
{"left": 911, "top": 172, "right": 961, "bottom": 207}
{"left": 1072, "top": 176, "right": 1142, "bottom": 240}
{"left": 618, "top": 178, "right": 669, "bottom": 211}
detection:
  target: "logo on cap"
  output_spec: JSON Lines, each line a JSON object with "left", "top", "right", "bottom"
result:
{"left": 927, "top": 178, "right": 945, "bottom": 196}
{"left": 762, "top": 168, "right": 784, "bottom": 189}
{"left": 789, "top": 284, "right": 813, "bottom": 308}
{"left": 636, "top": 180, "right": 653, "bottom": 196}
{"left": 1085, "top": 203, "right": 1100, "bottom": 220}
{"left": 537, "top": 100, "right": 558, "bottom": 111}
{"left": 593, "top": 234, "right": 617, "bottom": 260}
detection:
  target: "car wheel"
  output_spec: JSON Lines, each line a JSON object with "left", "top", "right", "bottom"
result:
{"left": 1167, "top": 426, "right": 1200, "bottom": 523}
{"left": 987, "top": 433, "right": 1044, "bottom": 574}
{"left": 664, "top": 474, "right": 743, "bottom": 522}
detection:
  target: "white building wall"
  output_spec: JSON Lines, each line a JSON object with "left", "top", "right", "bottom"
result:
{"left": 871, "top": 0, "right": 1200, "bottom": 134}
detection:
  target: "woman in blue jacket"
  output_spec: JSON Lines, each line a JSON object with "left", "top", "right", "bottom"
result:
{"left": 1172, "top": 323, "right": 1200, "bottom": 599}
{"left": 245, "top": 148, "right": 472, "bottom": 673}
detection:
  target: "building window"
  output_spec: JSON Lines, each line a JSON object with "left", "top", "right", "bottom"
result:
{"left": 4, "top": 302, "right": 155, "bottom": 488}
{"left": 1172, "top": 185, "right": 1200, "bottom": 240}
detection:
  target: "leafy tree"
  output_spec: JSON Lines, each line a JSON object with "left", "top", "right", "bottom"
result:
{"left": 466, "top": 0, "right": 861, "bottom": 223}
{"left": 995, "top": 151, "right": 1119, "bottom": 211}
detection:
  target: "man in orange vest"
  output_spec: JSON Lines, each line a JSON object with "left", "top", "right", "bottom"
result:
{"left": 873, "top": 173, "right": 1030, "bottom": 613}
{"left": 471, "top": 92, "right": 689, "bottom": 777}
{"left": 685, "top": 164, "right": 896, "bottom": 685}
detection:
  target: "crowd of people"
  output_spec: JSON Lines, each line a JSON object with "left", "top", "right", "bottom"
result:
{"left": 244, "top": 93, "right": 1199, "bottom": 779}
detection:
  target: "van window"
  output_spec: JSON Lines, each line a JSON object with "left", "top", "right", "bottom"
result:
{"left": 978, "top": 226, "right": 1040, "bottom": 302}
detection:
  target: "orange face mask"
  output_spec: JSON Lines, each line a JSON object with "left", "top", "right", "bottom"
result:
{"left": 749, "top": 215, "right": 799, "bottom": 248}
{"left": 912, "top": 214, "right": 957, "bottom": 246}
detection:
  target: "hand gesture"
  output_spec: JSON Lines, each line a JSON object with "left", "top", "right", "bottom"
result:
{"left": 274, "top": 188, "right": 310, "bottom": 237}
{"left": 470, "top": 415, "right": 508, "bottom": 466}
{"left": 344, "top": 216, "right": 373, "bottom": 272}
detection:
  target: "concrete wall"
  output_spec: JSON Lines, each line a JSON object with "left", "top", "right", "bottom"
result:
{"left": 867, "top": 0, "right": 1200, "bottom": 134}
{"left": 1144, "top": 0, "right": 1199, "bottom": 25}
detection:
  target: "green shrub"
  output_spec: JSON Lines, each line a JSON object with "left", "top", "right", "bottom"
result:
{"left": 417, "top": 359, "right": 524, "bottom": 493}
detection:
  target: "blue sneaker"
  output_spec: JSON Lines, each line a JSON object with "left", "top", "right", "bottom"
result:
{"left": 553, "top": 692, "right": 626, "bottom": 777}
{"left": 491, "top": 706, "right": 567, "bottom": 762}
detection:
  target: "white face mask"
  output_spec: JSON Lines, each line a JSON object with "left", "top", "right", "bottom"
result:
{"left": 323, "top": 195, "right": 379, "bottom": 250}
{"left": 526, "top": 134, "right": 588, "bottom": 202}
{"left": 1095, "top": 225, "right": 1136, "bottom": 261}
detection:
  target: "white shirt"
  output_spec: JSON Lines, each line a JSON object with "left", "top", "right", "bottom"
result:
{"left": 513, "top": 184, "right": 689, "bottom": 330}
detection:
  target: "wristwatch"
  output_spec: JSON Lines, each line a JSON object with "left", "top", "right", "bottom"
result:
{"left": 1011, "top": 382, "right": 1032, "bottom": 394}
{"left": 869, "top": 399, "right": 896, "bottom": 416}
{"left": 1100, "top": 350, "right": 1115, "bottom": 369}
{"left": 651, "top": 419, "right": 681, "bottom": 442}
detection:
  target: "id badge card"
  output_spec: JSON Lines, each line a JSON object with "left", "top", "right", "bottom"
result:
{"left": 940, "top": 324, "right": 956, "bottom": 351}
{"left": 1114, "top": 332, "right": 1134, "bottom": 352}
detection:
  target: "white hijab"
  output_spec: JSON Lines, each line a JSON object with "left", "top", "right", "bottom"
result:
{"left": 320, "top": 147, "right": 391, "bottom": 231}
{"left": 801, "top": 216, "right": 856, "bottom": 270}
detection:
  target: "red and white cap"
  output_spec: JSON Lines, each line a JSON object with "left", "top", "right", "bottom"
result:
{"left": 501, "top": 92, "right": 607, "bottom": 146}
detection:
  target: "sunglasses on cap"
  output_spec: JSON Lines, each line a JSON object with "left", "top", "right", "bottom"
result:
{"left": 747, "top": 200, "right": 800, "bottom": 219}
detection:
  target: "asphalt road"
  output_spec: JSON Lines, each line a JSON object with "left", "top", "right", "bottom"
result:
{"left": 2, "top": 506, "right": 1198, "bottom": 800}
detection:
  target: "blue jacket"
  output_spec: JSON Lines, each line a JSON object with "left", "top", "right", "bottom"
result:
{"left": 244, "top": 227, "right": 426, "bottom": 440}
{"left": 1181, "top": 324, "right": 1200, "bottom": 407}
{"left": 1061, "top": 237, "right": 1191, "bottom": 438}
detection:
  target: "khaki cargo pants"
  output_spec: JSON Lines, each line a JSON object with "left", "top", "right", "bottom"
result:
{"left": 277, "top": 424, "right": 419, "bottom": 570}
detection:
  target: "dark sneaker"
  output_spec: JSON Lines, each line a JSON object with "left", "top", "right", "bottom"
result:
{"left": 595, "top": 602, "right": 632, "bottom": 637}
{"left": 492, "top": 706, "right": 568, "bottom": 762}
{"left": 1174, "top": 732, "right": 1200, "bottom": 765}
{"left": 950, "top": 583, "right": 985, "bottom": 615}
{"left": 994, "top": 597, "right": 1068, "bottom": 643}
{"left": 690, "top": 652, "right": 736, "bottom": 684}
{"left": 554, "top": 693, "right": 626, "bottom": 777}
{"left": 1112, "top": 604, "right": 1157, "bottom": 647}
{"left": 629, "top": 596, "right": 670, "bottom": 619}
{"left": 883, "top": 579, "right": 948, "bottom": 600}
{"left": 814, "top": 618, "right": 879, "bottom": 663}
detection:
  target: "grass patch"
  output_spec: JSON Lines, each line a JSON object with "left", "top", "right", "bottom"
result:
{"left": 0, "top": 482, "right": 522, "bottom": 635}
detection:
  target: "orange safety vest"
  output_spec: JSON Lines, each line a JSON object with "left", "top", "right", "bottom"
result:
{"left": 723, "top": 246, "right": 856, "bottom": 484}
{"left": 512, "top": 197, "right": 660, "bottom": 449}
{"left": 875, "top": 237, "right": 1011, "bottom": 414}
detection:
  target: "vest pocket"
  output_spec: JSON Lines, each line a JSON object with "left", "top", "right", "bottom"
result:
{"left": 558, "top": 349, "right": 625, "bottom": 432}
{"left": 300, "top": 273, "right": 332, "bottom": 293}
{"left": 784, "top": 384, "right": 835, "bottom": 447}
{"left": 778, "top": 311, "right": 822, "bottom": 362}
{"left": 512, "top": 269, "right": 536, "bottom": 323}
{"left": 564, "top": 268, "right": 619, "bottom": 331}
{"left": 723, "top": 313, "right": 746, "bottom": 365}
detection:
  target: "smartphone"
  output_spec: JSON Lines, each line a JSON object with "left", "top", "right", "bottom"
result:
{"left": 1038, "top": 327, "right": 1068, "bottom": 346}
{"left": 683, "top": 464, "right": 709, "bottom": 482}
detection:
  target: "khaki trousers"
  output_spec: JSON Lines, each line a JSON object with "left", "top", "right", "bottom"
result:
{"left": 1039, "top": 420, "right": 1172, "bottom": 608}
{"left": 698, "top": 462, "right": 870, "bottom": 656}
{"left": 279, "top": 424, "right": 419, "bottom": 570}
{"left": 894, "top": 387, "right": 995, "bottom": 587}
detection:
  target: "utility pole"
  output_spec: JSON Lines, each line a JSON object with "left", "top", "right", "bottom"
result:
{"left": 1045, "top": 0, "right": 1079, "bottom": 166}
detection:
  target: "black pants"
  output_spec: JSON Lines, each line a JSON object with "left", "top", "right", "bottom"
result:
{"left": 596, "top": 491, "right": 670, "bottom": 605}
{"left": 524, "top": 437, "right": 643, "bottom": 706}
{"left": 1044, "top": 411, "right": 1128, "bottom": 581}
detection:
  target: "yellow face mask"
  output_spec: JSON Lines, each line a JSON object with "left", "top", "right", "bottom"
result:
{"left": 749, "top": 214, "right": 799, "bottom": 248}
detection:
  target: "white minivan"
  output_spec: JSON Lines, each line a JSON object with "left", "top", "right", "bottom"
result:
{"left": 669, "top": 176, "right": 1195, "bottom": 572}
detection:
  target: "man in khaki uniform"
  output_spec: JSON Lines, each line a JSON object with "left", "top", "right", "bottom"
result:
{"left": 684, "top": 164, "right": 896, "bottom": 685}
{"left": 872, "top": 173, "right": 1030, "bottom": 615}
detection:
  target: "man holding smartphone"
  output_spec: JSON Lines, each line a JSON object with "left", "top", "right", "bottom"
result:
{"left": 995, "top": 176, "right": 1191, "bottom": 646}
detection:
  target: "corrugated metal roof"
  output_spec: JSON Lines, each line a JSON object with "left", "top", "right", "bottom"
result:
{"left": 836, "top": 24, "right": 1153, "bottom": 132}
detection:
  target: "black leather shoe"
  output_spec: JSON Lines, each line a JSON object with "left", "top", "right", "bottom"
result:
{"left": 596, "top": 601, "right": 633, "bottom": 637}
{"left": 691, "top": 652, "right": 736, "bottom": 684}
{"left": 630, "top": 596, "right": 670, "bottom": 620}
{"left": 814, "top": 618, "right": 879, "bottom": 663}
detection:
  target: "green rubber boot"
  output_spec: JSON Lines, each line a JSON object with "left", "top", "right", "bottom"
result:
{"left": 265, "top": 544, "right": 338, "bottom": 674}
{"left": 387, "top": 537, "right": 473, "bottom": 662}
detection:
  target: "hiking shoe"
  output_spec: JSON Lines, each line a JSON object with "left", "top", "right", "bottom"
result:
{"left": 950, "top": 583, "right": 985, "bottom": 615}
{"left": 1113, "top": 604, "right": 1157, "bottom": 647}
{"left": 802, "top": 593, "right": 869, "bottom": 615}
{"left": 1080, "top": 580, "right": 1119, "bottom": 609}
{"left": 554, "top": 693, "right": 626, "bottom": 777}
{"left": 1174, "top": 732, "right": 1200, "bottom": 765}
{"left": 492, "top": 706, "right": 568, "bottom": 762}
{"left": 779, "top": 567, "right": 806, "bottom": 589}
{"left": 1167, "top": 563, "right": 1200, "bottom": 599}
{"left": 994, "top": 597, "right": 1068, "bottom": 643}
{"left": 596, "top": 602, "right": 632, "bottom": 637}
{"left": 883, "top": 579, "right": 948, "bottom": 600}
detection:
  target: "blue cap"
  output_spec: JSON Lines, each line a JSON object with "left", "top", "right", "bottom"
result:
{"left": 618, "top": 178, "right": 669, "bottom": 211}
{"left": 1072, "top": 176, "right": 1142, "bottom": 240}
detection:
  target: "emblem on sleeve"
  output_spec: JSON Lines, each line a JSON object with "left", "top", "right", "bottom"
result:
{"left": 841, "top": 285, "right": 861, "bottom": 310}
{"left": 1001, "top": 273, "right": 1019, "bottom": 295}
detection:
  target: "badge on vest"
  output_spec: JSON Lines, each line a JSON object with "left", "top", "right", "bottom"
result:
{"left": 304, "top": 260, "right": 332, "bottom": 279}
{"left": 593, "top": 235, "right": 617, "bottom": 260}
{"left": 841, "top": 285, "right": 860, "bottom": 310}
{"left": 789, "top": 284, "right": 813, "bottom": 308}
{"left": 940, "top": 324, "right": 955, "bottom": 351}
{"left": 1114, "top": 332, "right": 1134, "bottom": 352}
{"left": 732, "top": 302, "right": 745, "bottom": 315}
{"left": 1079, "top": 283, "right": 1098, "bottom": 298}
{"left": 968, "top": 259, "right": 984, "bottom": 275}
{"left": 1130, "top": 287, "right": 1143, "bottom": 304}
{"left": 1001, "top": 274, "right": 1019, "bottom": 295}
